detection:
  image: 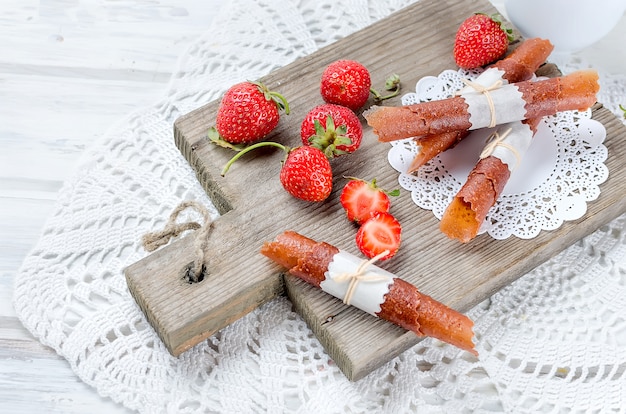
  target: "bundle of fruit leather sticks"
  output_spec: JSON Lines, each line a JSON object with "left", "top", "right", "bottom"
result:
{"left": 364, "top": 38, "right": 600, "bottom": 243}
{"left": 262, "top": 231, "right": 478, "bottom": 356}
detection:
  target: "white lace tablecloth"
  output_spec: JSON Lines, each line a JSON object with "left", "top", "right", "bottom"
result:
{"left": 13, "top": 1, "right": 626, "bottom": 412}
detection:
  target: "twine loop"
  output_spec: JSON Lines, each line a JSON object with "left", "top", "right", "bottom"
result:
{"left": 461, "top": 78, "right": 503, "bottom": 128}
{"left": 332, "top": 251, "right": 392, "bottom": 306}
{"left": 479, "top": 127, "right": 521, "bottom": 170}
{"left": 142, "top": 200, "right": 212, "bottom": 282}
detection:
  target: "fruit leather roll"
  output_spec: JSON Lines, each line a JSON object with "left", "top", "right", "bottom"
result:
{"left": 491, "top": 38, "right": 554, "bottom": 83}
{"left": 365, "top": 69, "right": 599, "bottom": 143}
{"left": 408, "top": 38, "right": 554, "bottom": 173}
{"left": 261, "top": 230, "right": 477, "bottom": 355}
{"left": 440, "top": 117, "right": 543, "bottom": 243}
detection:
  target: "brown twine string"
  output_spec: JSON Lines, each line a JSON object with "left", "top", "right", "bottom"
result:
{"left": 460, "top": 78, "right": 503, "bottom": 128}
{"left": 142, "top": 200, "right": 212, "bottom": 282}
{"left": 332, "top": 250, "right": 392, "bottom": 306}
{"left": 479, "top": 127, "right": 521, "bottom": 169}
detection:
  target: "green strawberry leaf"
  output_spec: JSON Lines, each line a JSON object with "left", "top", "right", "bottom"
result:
{"left": 307, "top": 115, "right": 354, "bottom": 158}
{"left": 208, "top": 127, "right": 248, "bottom": 151}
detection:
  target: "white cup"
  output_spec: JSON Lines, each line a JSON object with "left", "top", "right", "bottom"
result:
{"left": 505, "top": 0, "right": 626, "bottom": 53}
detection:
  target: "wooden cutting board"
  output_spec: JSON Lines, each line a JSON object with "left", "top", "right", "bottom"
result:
{"left": 126, "top": 0, "right": 626, "bottom": 380}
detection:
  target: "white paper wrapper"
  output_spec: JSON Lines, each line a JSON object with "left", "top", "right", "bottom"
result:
{"left": 482, "top": 120, "right": 535, "bottom": 172}
{"left": 321, "top": 251, "right": 395, "bottom": 316}
{"left": 461, "top": 82, "right": 527, "bottom": 129}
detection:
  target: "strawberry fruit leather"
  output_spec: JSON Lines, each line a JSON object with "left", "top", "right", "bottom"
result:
{"left": 261, "top": 231, "right": 477, "bottom": 355}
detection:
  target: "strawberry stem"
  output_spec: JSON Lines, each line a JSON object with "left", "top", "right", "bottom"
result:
{"left": 619, "top": 104, "right": 626, "bottom": 119}
{"left": 343, "top": 176, "right": 400, "bottom": 196}
{"left": 250, "top": 80, "right": 291, "bottom": 114}
{"left": 371, "top": 74, "right": 401, "bottom": 104}
{"left": 221, "top": 141, "right": 288, "bottom": 176}
{"left": 270, "top": 90, "right": 291, "bottom": 115}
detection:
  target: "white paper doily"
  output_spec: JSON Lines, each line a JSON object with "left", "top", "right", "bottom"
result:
{"left": 388, "top": 69, "right": 609, "bottom": 240}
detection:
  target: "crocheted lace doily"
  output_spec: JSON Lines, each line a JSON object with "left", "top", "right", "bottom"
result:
{"left": 13, "top": 1, "right": 626, "bottom": 413}
{"left": 388, "top": 69, "right": 609, "bottom": 240}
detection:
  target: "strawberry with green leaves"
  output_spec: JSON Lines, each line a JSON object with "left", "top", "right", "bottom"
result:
{"left": 339, "top": 177, "right": 399, "bottom": 224}
{"left": 356, "top": 212, "right": 402, "bottom": 261}
{"left": 300, "top": 103, "right": 362, "bottom": 158}
{"left": 221, "top": 142, "right": 332, "bottom": 202}
{"left": 209, "top": 80, "right": 290, "bottom": 146}
{"left": 453, "top": 13, "right": 514, "bottom": 69}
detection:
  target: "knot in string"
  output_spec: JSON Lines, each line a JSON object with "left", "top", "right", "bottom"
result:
{"left": 461, "top": 78, "right": 503, "bottom": 128}
{"left": 479, "top": 127, "right": 521, "bottom": 169}
{"left": 332, "top": 250, "right": 392, "bottom": 306}
{"left": 142, "top": 200, "right": 212, "bottom": 282}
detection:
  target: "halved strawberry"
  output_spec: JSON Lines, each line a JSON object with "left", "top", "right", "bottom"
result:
{"left": 340, "top": 177, "right": 399, "bottom": 224}
{"left": 355, "top": 212, "right": 402, "bottom": 261}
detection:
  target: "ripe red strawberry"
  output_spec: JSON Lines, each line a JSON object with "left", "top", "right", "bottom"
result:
{"left": 355, "top": 212, "right": 402, "bottom": 261}
{"left": 340, "top": 177, "right": 400, "bottom": 224}
{"left": 320, "top": 60, "right": 372, "bottom": 111}
{"left": 212, "top": 80, "right": 289, "bottom": 145}
{"left": 280, "top": 146, "right": 333, "bottom": 202}
{"left": 221, "top": 142, "right": 332, "bottom": 202}
{"left": 453, "top": 13, "right": 513, "bottom": 69}
{"left": 300, "top": 103, "right": 362, "bottom": 158}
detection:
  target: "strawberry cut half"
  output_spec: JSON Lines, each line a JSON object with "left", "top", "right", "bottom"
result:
{"left": 340, "top": 178, "right": 398, "bottom": 224}
{"left": 355, "top": 212, "right": 402, "bottom": 261}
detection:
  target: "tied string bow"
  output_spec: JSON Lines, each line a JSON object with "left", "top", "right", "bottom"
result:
{"left": 479, "top": 127, "right": 522, "bottom": 170}
{"left": 460, "top": 78, "right": 503, "bottom": 128}
{"left": 332, "top": 250, "right": 393, "bottom": 306}
{"left": 142, "top": 200, "right": 212, "bottom": 283}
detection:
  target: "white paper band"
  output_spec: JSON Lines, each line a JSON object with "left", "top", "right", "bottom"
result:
{"left": 481, "top": 121, "right": 535, "bottom": 172}
{"left": 321, "top": 251, "right": 395, "bottom": 316}
{"left": 461, "top": 82, "right": 527, "bottom": 130}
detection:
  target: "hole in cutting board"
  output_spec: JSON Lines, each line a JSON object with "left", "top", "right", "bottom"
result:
{"left": 182, "top": 262, "right": 206, "bottom": 284}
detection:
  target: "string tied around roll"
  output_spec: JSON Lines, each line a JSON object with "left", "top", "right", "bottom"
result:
{"left": 460, "top": 78, "right": 503, "bottom": 128}
{"left": 332, "top": 250, "right": 393, "bottom": 306}
{"left": 142, "top": 200, "right": 213, "bottom": 283}
{"left": 479, "top": 127, "right": 521, "bottom": 170}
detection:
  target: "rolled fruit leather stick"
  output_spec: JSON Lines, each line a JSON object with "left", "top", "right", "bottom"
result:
{"left": 363, "top": 70, "right": 599, "bottom": 142}
{"left": 408, "top": 38, "right": 554, "bottom": 173}
{"left": 261, "top": 231, "right": 477, "bottom": 356}
{"left": 439, "top": 116, "right": 543, "bottom": 243}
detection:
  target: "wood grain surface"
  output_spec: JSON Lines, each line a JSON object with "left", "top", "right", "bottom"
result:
{"left": 169, "top": 0, "right": 626, "bottom": 380}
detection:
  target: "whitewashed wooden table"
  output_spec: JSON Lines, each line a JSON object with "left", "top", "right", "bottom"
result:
{"left": 0, "top": 1, "right": 222, "bottom": 412}
{"left": 1, "top": 1, "right": 624, "bottom": 412}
